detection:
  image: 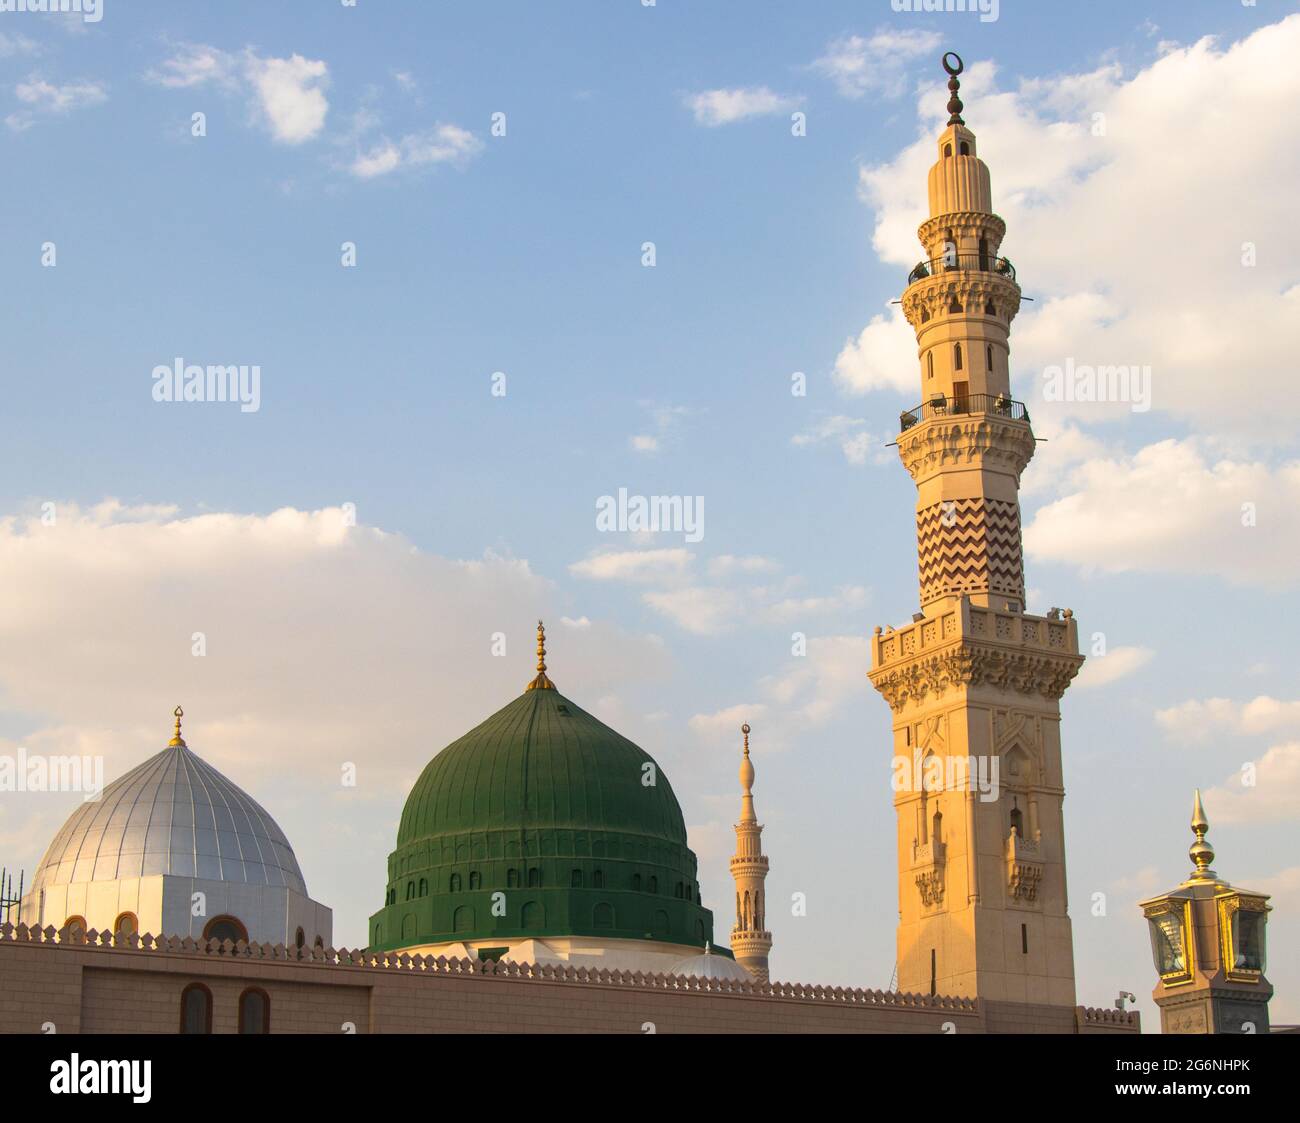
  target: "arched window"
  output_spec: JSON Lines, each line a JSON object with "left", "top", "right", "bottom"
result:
{"left": 919, "top": 305, "right": 930, "bottom": 323}
{"left": 203, "top": 915, "right": 247, "bottom": 946}
{"left": 674, "top": 882, "right": 684, "bottom": 899}
{"left": 238, "top": 987, "right": 270, "bottom": 1034}
{"left": 933, "top": 810, "right": 943, "bottom": 845}
{"left": 592, "top": 870, "right": 604, "bottom": 889}
{"left": 295, "top": 927, "right": 305, "bottom": 950}
{"left": 449, "top": 873, "right": 462, "bottom": 892}
{"left": 521, "top": 901, "right": 544, "bottom": 930}
{"left": 978, "top": 236, "right": 989, "bottom": 270}
{"left": 927, "top": 351, "right": 934, "bottom": 379}
{"left": 1010, "top": 803, "right": 1025, "bottom": 838}
{"left": 469, "top": 871, "right": 481, "bottom": 890}
{"left": 593, "top": 903, "right": 614, "bottom": 929}
{"left": 948, "top": 295, "right": 962, "bottom": 313}
{"left": 419, "top": 878, "right": 428, "bottom": 896}
{"left": 954, "top": 343, "right": 963, "bottom": 371}
{"left": 571, "top": 869, "right": 583, "bottom": 889}
{"left": 405, "top": 881, "right": 414, "bottom": 900}
{"left": 647, "top": 876, "right": 658, "bottom": 894}
{"left": 62, "top": 915, "right": 87, "bottom": 943}
{"left": 960, "top": 141, "right": 970, "bottom": 155}
{"left": 507, "top": 869, "right": 520, "bottom": 888}
{"left": 632, "top": 873, "right": 642, "bottom": 891}
{"left": 179, "top": 983, "right": 212, "bottom": 1034}
{"left": 453, "top": 905, "right": 474, "bottom": 932}
{"left": 943, "top": 143, "right": 952, "bottom": 157}
{"left": 527, "top": 867, "right": 541, "bottom": 888}
{"left": 987, "top": 344, "right": 994, "bottom": 370}
{"left": 113, "top": 912, "right": 137, "bottom": 939}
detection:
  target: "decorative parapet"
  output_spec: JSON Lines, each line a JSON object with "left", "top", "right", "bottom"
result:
{"left": 1076, "top": 1006, "right": 1141, "bottom": 1030}
{"left": 0, "top": 922, "right": 977, "bottom": 1011}
{"left": 869, "top": 602, "right": 1083, "bottom": 712}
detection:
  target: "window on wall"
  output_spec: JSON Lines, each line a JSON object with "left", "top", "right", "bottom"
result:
{"left": 62, "top": 915, "right": 87, "bottom": 943}
{"left": 570, "top": 869, "right": 583, "bottom": 889}
{"left": 180, "top": 983, "right": 212, "bottom": 1035}
{"left": 927, "top": 352, "right": 934, "bottom": 379}
{"left": 469, "top": 872, "right": 481, "bottom": 890}
{"left": 295, "top": 927, "right": 305, "bottom": 950}
{"left": 631, "top": 874, "right": 641, "bottom": 891}
{"left": 449, "top": 873, "right": 462, "bottom": 892}
{"left": 405, "top": 881, "right": 414, "bottom": 900}
{"left": 238, "top": 987, "right": 270, "bottom": 1034}
{"left": 203, "top": 915, "right": 248, "bottom": 946}
{"left": 527, "top": 868, "right": 541, "bottom": 888}
{"left": 419, "top": 878, "right": 428, "bottom": 896}
{"left": 954, "top": 343, "right": 963, "bottom": 371}
{"left": 987, "top": 344, "right": 994, "bottom": 370}
{"left": 507, "top": 869, "right": 520, "bottom": 888}
{"left": 592, "top": 871, "right": 604, "bottom": 889}
{"left": 647, "top": 876, "right": 658, "bottom": 894}
{"left": 113, "top": 912, "right": 137, "bottom": 939}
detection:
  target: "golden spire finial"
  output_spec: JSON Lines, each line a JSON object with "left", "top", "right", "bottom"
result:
{"left": 525, "top": 620, "right": 556, "bottom": 691}
{"left": 738, "top": 723, "right": 756, "bottom": 806}
{"left": 168, "top": 705, "right": 187, "bottom": 748}
{"left": 1188, "top": 788, "right": 1217, "bottom": 880}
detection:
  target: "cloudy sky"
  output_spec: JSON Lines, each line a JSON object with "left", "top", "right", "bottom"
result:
{"left": 1, "top": 1, "right": 1297, "bottom": 1027}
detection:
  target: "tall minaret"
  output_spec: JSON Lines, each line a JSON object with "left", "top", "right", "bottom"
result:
{"left": 868, "top": 53, "right": 1084, "bottom": 1006}
{"left": 729, "top": 723, "right": 772, "bottom": 982}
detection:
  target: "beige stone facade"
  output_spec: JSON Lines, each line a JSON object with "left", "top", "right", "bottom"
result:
{"left": 869, "top": 89, "right": 1082, "bottom": 1006}
{"left": 0, "top": 923, "right": 1137, "bottom": 1034}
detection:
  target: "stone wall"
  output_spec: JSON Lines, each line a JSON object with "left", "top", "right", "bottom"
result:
{"left": 0, "top": 923, "right": 1139, "bottom": 1034}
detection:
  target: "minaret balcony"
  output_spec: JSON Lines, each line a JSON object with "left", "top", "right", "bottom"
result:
{"left": 900, "top": 392, "right": 1029, "bottom": 432}
{"left": 907, "top": 252, "right": 1016, "bottom": 286}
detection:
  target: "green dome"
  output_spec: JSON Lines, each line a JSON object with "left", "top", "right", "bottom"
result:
{"left": 369, "top": 684, "right": 716, "bottom": 953}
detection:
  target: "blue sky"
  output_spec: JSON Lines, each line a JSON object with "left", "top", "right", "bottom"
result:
{"left": 1, "top": 1, "right": 1298, "bottom": 1028}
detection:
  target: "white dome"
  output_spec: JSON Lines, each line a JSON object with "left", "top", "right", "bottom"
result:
{"left": 670, "top": 946, "right": 754, "bottom": 982}
{"left": 30, "top": 741, "right": 307, "bottom": 896}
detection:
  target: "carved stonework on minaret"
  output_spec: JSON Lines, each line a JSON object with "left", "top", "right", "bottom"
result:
{"left": 729, "top": 723, "right": 772, "bottom": 983}
{"left": 868, "top": 54, "right": 1081, "bottom": 1006}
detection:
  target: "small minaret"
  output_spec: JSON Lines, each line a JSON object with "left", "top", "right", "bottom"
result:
{"left": 729, "top": 723, "right": 772, "bottom": 982}
{"left": 1138, "top": 791, "right": 1273, "bottom": 1034}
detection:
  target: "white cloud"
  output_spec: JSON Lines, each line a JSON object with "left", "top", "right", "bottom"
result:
{"left": 1156, "top": 696, "right": 1300, "bottom": 742}
{"left": 792, "top": 414, "right": 891, "bottom": 466}
{"left": 1024, "top": 438, "right": 1300, "bottom": 587}
{"left": 1203, "top": 743, "right": 1300, "bottom": 825}
{"left": 350, "top": 126, "right": 483, "bottom": 177}
{"left": 627, "top": 402, "right": 691, "bottom": 455}
{"left": 845, "top": 18, "right": 1300, "bottom": 440}
{"left": 811, "top": 29, "right": 941, "bottom": 99}
{"left": 690, "top": 636, "right": 868, "bottom": 749}
{"left": 244, "top": 52, "right": 329, "bottom": 144}
{"left": 146, "top": 43, "right": 240, "bottom": 90}
{"left": 569, "top": 548, "right": 694, "bottom": 584}
{"left": 6, "top": 75, "right": 106, "bottom": 130}
{"left": 832, "top": 305, "right": 917, "bottom": 397}
{"left": 686, "top": 86, "right": 799, "bottom": 126}
{"left": 644, "top": 586, "right": 743, "bottom": 636}
{"left": 147, "top": 44, "right": 329, "bottom": 146}
{"left": 1072, "top": 645, "right": 1153, "bottom": 689}
{"left": 706, "top": 555, "right": 779, "bottom": 578}
{"left": 0, "top": 32, "right": 39, "bottom": 58}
